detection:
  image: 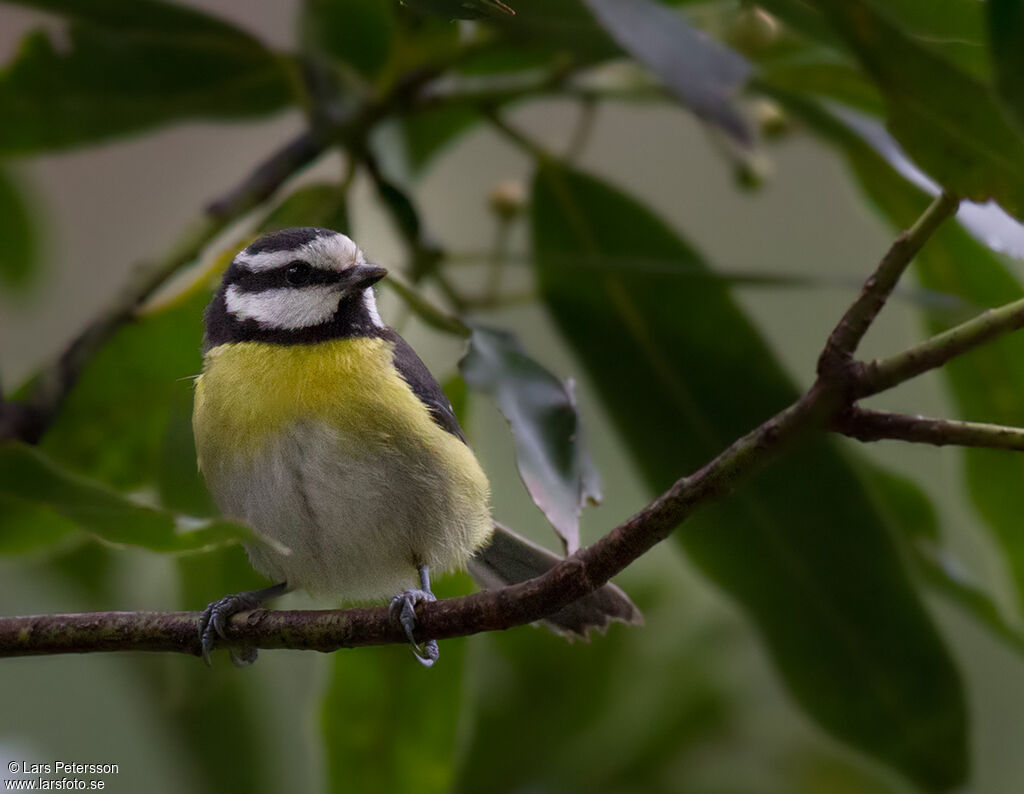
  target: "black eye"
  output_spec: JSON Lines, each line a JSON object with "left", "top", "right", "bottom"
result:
{"left": 285, "top": 261, "right": 312, "bottom": 286}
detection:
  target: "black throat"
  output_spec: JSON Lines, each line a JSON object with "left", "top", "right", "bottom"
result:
{"left": 202, "top": 287, "right": 384, "bottom": 351}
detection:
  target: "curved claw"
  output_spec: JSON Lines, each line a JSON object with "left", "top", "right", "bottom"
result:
{"left": 389, "top": 588, "right": 438, "bottom": 667}
{"left": 198, "top": 592, "right": 263, "bottom": 666}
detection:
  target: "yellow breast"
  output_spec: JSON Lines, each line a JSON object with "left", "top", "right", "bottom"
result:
{"left": 192, "top": 336, "right": 493, "bottom": 599}
{"left": 194, "top": 337, "right": 445, "bottom": 465}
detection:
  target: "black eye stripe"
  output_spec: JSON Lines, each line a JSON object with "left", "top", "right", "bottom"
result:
{"left": 228, "top": 262, "right": 342, "bottom": 293}
{"left": 285, "top": 261, "right": 312, "bottom": 285}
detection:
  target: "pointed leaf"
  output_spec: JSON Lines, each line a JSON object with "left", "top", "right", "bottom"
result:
{"left": 988, "top": 0, "right": 1024, "bottom": 129}
{"left": 757, "top": 0, "right": 989, "bottom": 78}
{"left": 401, "top": 105, "right": 481, "bottom": 176}
{"left": 581, "top": 0, "right": 752, "bottom": 145}
{"left": 172, "top": 546, "right": 277, "bottom": 794}
{"left": 0, "top": 0, "right": 292, "bottom": 154}
{"left": 483, "top": 0, "right": 622, "bottom": 61}
{"left": 460, "top": 325, "right": 600, "bottom": 553}
{"left": 531, "top": 163, "right": 967, "bottom": 790}
{"left": 400, "top": 0, "right": 514, "bottom": 21}
{"left": 301, "top": 0, "right": 396, "bottom": 80}
{"left": 0, "top": 442, "right": 250, "bottom": 551}
{"left": 454, "top": 610, "right": 732, "bottom": 792}
{"left": 321, "top": 574, "right": 470, "bottom": 794}
{"left": 803, "top": 0, "right": 1024, "bottom": 219}
{"left": 440, "top": 373, "right": 469, "bottom": 427}
{"left": 0, "top": 167, "right": 39, "bottom": 290}
{"left": 0, "top": 493, "right": 77, "bottom": 554}
{"left": 830, "top": 107, "right": 1024, "bottom": 259}
{"left": 257, "top": 182, "right": 350, "bottom": 234}
{"left": 39, "top": 287, "right": 209, "bottom": 490}
{"left": 863, "top": 461, "right": 1024, "bottom": 658}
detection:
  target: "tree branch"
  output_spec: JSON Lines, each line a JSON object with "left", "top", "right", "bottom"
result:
{"left": 833, "top": 406, "right": 1024, "bottom": 451}
{"left": 817, "top": 191, "right": 960, "bottom": 381}
{"left": 8, "top": 69, "right": 1024, "bottom": 661}
{"left": 0, "top": 384, "right": 833, "bottom": 658}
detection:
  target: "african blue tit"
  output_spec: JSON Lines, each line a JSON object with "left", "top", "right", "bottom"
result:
{"left": 192, "top": 227, "right": 640, "bottom": 666}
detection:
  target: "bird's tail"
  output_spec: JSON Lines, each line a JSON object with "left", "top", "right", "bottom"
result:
{"left": 467, "top": 523, "right": 643, "bottom": 639}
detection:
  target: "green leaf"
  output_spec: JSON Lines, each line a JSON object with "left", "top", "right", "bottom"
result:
{"left": 460, "top": 325, "right": 600, "bottom": 553}
{"left": 757, "top": 53, "right": 883, "bottom": 115}
{"left": 257, "top": 182, "right": 350, "bottom": 234}
{"left": 0, "top": 0, "right": 292, "bottom": 154}
{"left": 803, "top": 0, "right": 1024, "bottom": 219}
{"left": 454, "top": 603, "right": 733, "bottom": 793}
{"left": 399, "top": 0, "right": 514, "bottom": 21}
{"left": 441, "top": 373, "right": 469, "bottom": 426}
{"left": 482, "top": 0, "right": 622, "bottom": 62}
{"left": 157, "top": 393, "right": 215, "bottom": 517}
{"left": 0, "top": 167, "right": 39, "bottom": 290}
{"left": 8, "top": 0, "right": 278, "bottom": 39}
{"left": 988, "top": 0, "right": 1024, "bottom": 128}
{"left": 321, "top": 573, "right": 470, "bottom": 794}
{"left": 757, "top": 0, "right": 989, "bottom": 78}
{"left": 0, "top": 493, "right": 77, "bottom": 554}
{"left": 531, "top": 163, "right": 967, "bottom": 790}
{"left": 170, "top": 546, "right": 276, "bottom": 794}
{"left": 401, "top": 105, "right": 481, "bottom": 176}
{"left": 40, "top": 287, "right": 209, "bottom": 490}
{"left": 863, "top": 460, "right": 1024, "bottom": 658}
{"left": 0, "top": 442, "right": 250, "bottom": 552}
{"left": 301, "top": 0, "right": 396, "bottom": 79}
{"left": 580, "top": 0, "right": 752, "bottom": 145}
{"left": 774, "top": 89, "right": 1024, "bottom": 624}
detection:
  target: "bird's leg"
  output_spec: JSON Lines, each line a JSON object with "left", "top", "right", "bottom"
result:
{"left": 198, "top": 582, "right": 290, "bottom": 667}
{"left": 388, "top": 564, "right": 439, "bottom": 667}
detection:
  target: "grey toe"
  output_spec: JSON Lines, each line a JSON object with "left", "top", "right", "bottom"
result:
{"left": 389, "top": 588, "right": 439, "bottom": 667}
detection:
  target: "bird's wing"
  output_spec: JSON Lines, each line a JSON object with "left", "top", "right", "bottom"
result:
{"left": 381, "top": 328, "right": 468, "bottom": 444}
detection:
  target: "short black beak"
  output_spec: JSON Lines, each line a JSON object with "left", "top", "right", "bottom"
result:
{"left": 347, "top": 264, "right": 388, "bottom": 289}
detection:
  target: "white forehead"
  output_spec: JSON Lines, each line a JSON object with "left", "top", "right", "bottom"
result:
{"left": 234, "top": 232, "right": 365, "bottom": 273}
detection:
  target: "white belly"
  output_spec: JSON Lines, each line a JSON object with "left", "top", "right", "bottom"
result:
{"left": 204, "top": 420, "right": 489, "bottom": 601}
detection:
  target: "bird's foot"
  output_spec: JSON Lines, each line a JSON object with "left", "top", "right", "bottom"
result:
{"left": 199, "top": 583, "right": 288, "bottom": 666}
{"left": 389, "top": 588, "right": 439, "bottom": 667}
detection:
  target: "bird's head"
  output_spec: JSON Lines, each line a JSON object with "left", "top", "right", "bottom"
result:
{"left": 204, "top": 227, "right": 388, "bottom": 348}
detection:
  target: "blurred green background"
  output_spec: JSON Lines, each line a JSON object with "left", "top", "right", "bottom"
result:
{"left": 3, "top": 1, "right": 1024, "bottom": 792}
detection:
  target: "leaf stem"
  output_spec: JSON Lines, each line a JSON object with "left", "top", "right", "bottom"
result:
{"left": 383, "top": 274, "right": 471, "bottom": 338}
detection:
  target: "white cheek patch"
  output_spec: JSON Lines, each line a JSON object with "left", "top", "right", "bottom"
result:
{"left": 362, "top": 288, "right": 384, "bottom": 328}
{"left": 225, "top": 284, "right": 341, "bottom": 330}
{"left": 235, "top": 233, "right": 363, "bottom": 273}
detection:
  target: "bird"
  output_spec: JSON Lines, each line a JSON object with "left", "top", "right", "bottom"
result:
{"left": 192, "top": 227, "right": 640, "bottom": 666}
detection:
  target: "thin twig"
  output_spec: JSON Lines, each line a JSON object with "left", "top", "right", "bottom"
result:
{"left": 484, "top": 218, "right": 513, "bottom": 301}
{"left": 833, "top": 407, "right": 1024, "bottom": 451}
{"left": 856, "top": 296, "right": 1024, "bottom": 397}
{"left": 565, "top": 98, "right": 597, "bottom": 163}
{"left": 361, "top": 148, "right": 471, "bottom": 312}
{"left": 817, "top": 191, "right": 960, "bottom": 382}
{"left": 383, "top": 273, "right": 471, "bottom": 337}
{"left": 484, "top": 109, "right": 554, "bottom": 161}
